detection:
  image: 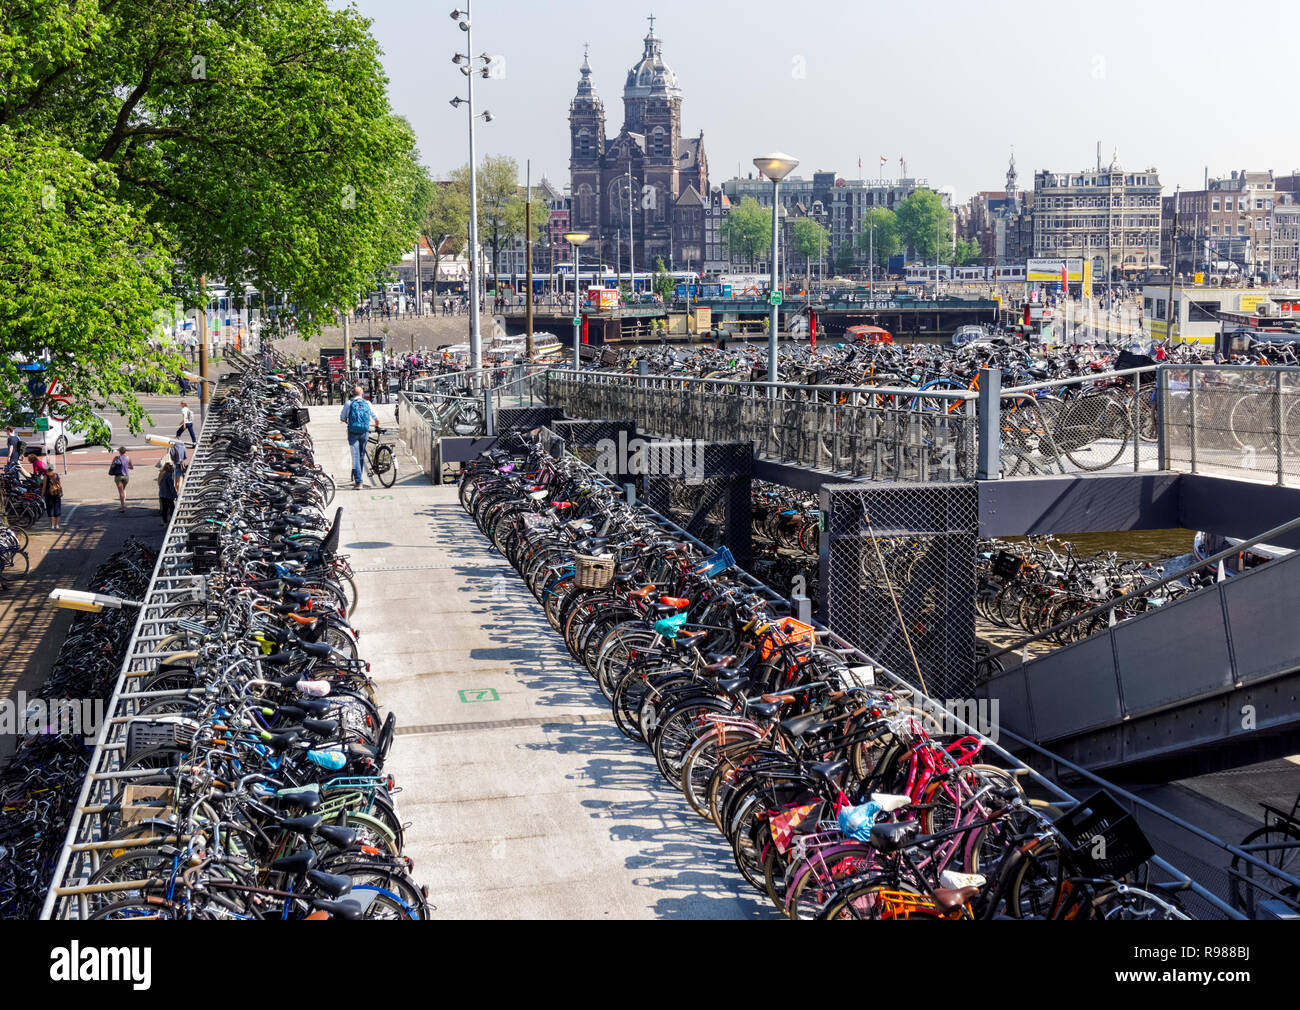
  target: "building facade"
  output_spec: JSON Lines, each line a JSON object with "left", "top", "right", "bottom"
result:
{"left": 1160, "top": 170, "right": 1286, "bottom": 280}
{"left": 568, "top": 24, "right": 709, "bottom": 273}
{"left": 1032, "top": 161, "right": 1163, "bottom": 280}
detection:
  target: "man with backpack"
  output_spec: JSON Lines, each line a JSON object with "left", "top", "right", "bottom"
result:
{"left": 339, "top": 384, "right": 377, "bottom": 489}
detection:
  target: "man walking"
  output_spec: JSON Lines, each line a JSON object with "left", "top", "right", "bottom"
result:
{"left": 175, "top": 401, "right": 197, "bottom": 446}
{"left": 339, "top": 384, "right": 377, "bottom": 489}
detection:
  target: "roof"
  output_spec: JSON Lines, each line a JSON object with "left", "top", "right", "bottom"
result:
{"left": 677, "top": 136, "right": 701, "bottom": 169}
{"left": 675, "top": 185, "right": 703, "bottom": 208}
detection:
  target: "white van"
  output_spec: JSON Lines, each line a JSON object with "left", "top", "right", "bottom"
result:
{"left": 13, "top": 411, "right": 114, "bottom": 456}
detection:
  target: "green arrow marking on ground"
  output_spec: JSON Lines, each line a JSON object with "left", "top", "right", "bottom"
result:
{"left": 458, "top": 688, "right": 499, "bottom": 703}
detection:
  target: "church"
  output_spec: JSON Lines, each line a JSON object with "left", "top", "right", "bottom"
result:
{"left": 568, "top": 18, "right": 709, "bottom": 274}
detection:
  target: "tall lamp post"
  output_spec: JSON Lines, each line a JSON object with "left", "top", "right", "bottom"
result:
{"left": 563, "top": 231, "right": 589, "bottom": 370}
{"left": 753, "top": 152, "right": 799, "bottom": 390}
{"left": 450, "top": 6, "right": 494, "bottom": 374}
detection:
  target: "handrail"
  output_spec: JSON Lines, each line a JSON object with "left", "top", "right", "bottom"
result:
{"left": 1000, "top": 364, "right": 1158, "bottom": 395}
{"left": 982, "top": 511, "right": 1300, "bottom": 663}
{"left": 551, "top": 366, "right": 979, "bottom": 402}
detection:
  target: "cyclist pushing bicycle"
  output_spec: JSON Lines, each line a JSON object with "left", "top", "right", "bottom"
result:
{"left": 340, "top": 384, "right": 378, "bottom": 489}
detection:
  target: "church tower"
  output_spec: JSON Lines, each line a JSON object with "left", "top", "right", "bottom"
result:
{"left": 568, "top": 47, "right": 604, "bottom": 237}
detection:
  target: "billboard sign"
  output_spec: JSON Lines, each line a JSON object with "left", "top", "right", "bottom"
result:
{"left": 1026, "top": 258, "right": 1086, "bottom": 282}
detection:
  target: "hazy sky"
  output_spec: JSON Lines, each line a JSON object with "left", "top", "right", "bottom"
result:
{"left": 347, "top": 0, "right": 1300, "bottom": 198}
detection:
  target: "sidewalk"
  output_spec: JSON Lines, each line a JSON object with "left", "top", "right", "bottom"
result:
{"left": 309, "top": 405, "right": 773, "bottom": 918}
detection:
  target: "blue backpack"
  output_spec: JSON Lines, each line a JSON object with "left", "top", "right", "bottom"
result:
{"left": 346, "top": 397, "right": 370, "bottom": 434}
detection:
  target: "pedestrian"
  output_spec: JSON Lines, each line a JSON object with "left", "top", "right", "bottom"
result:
{"left": 339, "top": 384, "right": 376, "bottom": 489}
{"left": 168, "top": 438, "right": 188, "bottom": 481}
{"left": 4, "top": 425, "right": 21, "bottom": 468}
{"left": 175, "top": 400, "right": 197, "bottom": 446}
{"left": 25, "top": 452, "right": 49, "bottom": 480}
{"left": 157, "top": 459, "right": 179, "bottom": 525}
{"left": 42, "top": 463, "right": 64, "bottom": 531}
{"left": 109, "top": 446, "right": 133, "bottom": 513}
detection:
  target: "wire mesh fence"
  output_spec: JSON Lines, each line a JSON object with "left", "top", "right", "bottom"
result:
{"left": 998, "top": 367, "right": 1160, "bottom": 477}
{"left": 1161, "top": 364, "right": 1300, "bottom": 486}
{"left": 820, "top": 482, "right": 979, "bottom": 701}
{"left": 545, "top": 369, "right": 978, "bottom": 481}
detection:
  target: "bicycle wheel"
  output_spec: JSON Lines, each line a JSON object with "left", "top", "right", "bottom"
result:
{"left": 1229, "top": 821, "right": 1300, "bottom": 917}
{"left": 1, "top": 549, "right": 29, "bottom": 580}
{"left": 373, "top": 444, "right": 397, "bottom": 487}
{"left": 1, "top": 525, "right": 28, "bottom": 553}
{"left": 1061, "top": 395, "right": 1130, "bottom": 471}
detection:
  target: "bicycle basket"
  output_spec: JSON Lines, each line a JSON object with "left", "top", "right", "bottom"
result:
{"left": 125, "top": 718, "right": 199, "bottom": 760}
{"left": 695, "top": 546, "right": 735, "bottom": 577}
{"left": 991, "top": 550, "right": 1023, "bottom": 580}
{"left": 1053, "top": 790, "right": 1154, "bottom": 878}
{"left": 758, "top": 616, "right": 816, "bottom": 660}
{"left": 574, "top": 553, "right": 615, "bottom": 590}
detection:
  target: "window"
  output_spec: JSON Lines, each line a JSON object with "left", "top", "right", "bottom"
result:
{"left": 1188, "top": 300, "right": 1221, "bottom": 323}
{"left": 1212, "top": 198, "right": 1220, "bottom": 211}
{"left": 652, "top": 128, "right": 666, "bottom": 157}
{"left": 1155, "top": 298, "right": 1166, "bottom": 320}
{"left": 1226, "top": 197, "right": 1234, "bottom": 210}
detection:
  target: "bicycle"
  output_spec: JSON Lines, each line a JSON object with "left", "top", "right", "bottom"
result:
{"left": 367, "top": 427, "right": 398, "bottom": 488}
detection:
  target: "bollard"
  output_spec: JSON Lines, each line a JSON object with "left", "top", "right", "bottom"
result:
{"left": 483, "top": 388, "right": 495, "bottom": 437}
{"left": 976, "top": 367, "right": 1001, "bottom": 480}
{"left": 623, "top": 482, "right": 637, "bottom": 506}
{"left": 792, "top": 593, "right": 812, "bottom": 626}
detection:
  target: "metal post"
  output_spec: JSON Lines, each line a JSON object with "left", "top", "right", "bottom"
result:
{"left": 1189, "top": 365, "right": 1199, "bottom": 473}
{"left": 572, "top": 242, "right": 581, "bottom": 372}
{"left": 1276, "top": 369, "right": 1285, "bottom": 486}
{"left": 768, "top": 178, "right": 780, "bottom": 393}
{"left": 465, "top": 0, "right": 483, "bottom": 373}
{"left": 1157, "top": 366, "right": 1169, "bottom": 471}
{"left": 1132, "top": 369, "right": 1141, "bottom": 472}
{"left": 483, "top": 388, "right": 495, "bottom": 436}
{"left": 525, "top": 159, "right": 533, "bottom": 361}
{"left": 197, "top": 276, "right": 209, "bottom": 423}
{"left": 976, "top": 366, "right": 1001, "bottom": 480}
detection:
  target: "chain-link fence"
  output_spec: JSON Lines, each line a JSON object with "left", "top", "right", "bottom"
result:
{"left": 545, "top": 369, "right": 978, "bottom": 481}
{"left": 820, "top": 482, "right": 979, "bottom": 701}
{"left": 644, "top": 441, "right": 754, "bottom": 565}
{"left": 1161, "top": 364, "right": 1300, "bottom": 486}
{"left": 998, "top": 366, "right": 1160, "bottom": 477}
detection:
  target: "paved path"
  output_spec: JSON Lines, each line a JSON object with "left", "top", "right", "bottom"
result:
{"left": 308, "top": 405, "right": 773, "bottom": 919}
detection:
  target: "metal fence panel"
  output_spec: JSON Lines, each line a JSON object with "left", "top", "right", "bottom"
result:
{"left": 820, "top": 481, "right": 978, "bottom": 700}
{"left": 1162, "top": 364, "right": 1300, "bottom": 486}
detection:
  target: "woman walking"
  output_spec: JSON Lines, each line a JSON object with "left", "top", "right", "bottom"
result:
{"left": 157, "top": 459, "right": 178, "bottom": 525}
{"left": 42, "top": 464, "right": 64, "bottom": 531}
{"left": 109, "top": 446, "right": 133, "bottom": 513}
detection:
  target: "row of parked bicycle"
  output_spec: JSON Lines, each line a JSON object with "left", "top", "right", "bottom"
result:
{"left": 0, "top": 538, "right": 157, "bottom": 919}
{"left": 457, "top": 431, "right": 1190, "bottom": 919}
{"left": 51, "top": 365, "right": 426, "bottom": 920}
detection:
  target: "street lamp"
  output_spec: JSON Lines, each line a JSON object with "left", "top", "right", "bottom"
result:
{"left": 450, "top": 4, "right": 494, "bottom": 375}
{"left": 563, "top": 231, "right": 590, "bottom": 370}
{"left": 753, "top": 152, "right": 799, "bottom": 390}
{"left": 48, "top": 589, "right": 143, "bottom": 613}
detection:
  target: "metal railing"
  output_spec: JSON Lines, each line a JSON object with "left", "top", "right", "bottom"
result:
{"left": 545, "top": 368, "right": 980, "bottom": 481}
{"left": 1160, "top": 363, "right": 1300, "bottom": 487}
{"left": 998, "top": 365, "right": 1160, "bottom": 477}
{"left": 40, "top": 376, "right": 236, "bottom": 919}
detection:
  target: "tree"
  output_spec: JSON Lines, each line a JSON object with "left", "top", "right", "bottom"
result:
{"left": 895, "top": 189, "right": 953, "bottom": 262}
{"left": 856, "top": 208, "right": 900, "bottom": 267}
{"left": 422, "top": 178, "right": 469, "bottom": 303}
{"left": 945, "top": 237, "right": 983, "bottom": 267}
{"left": 0, "top": 0, "right": 429, "bottom": 346}
{"left": 834, "top": 241, "right": 855, "bottom": 274}
{"left": 720, "top": 196, "right": 770, "bottom": 269}
{"left": 0, "top": 128, "right": 180, "bottom": 432}
{"left": 790, "top": 218, "right": 829, "bottom": 278}
{"left": 652, "top": 257, "right": 676, "bottom": 301}
{"left": 454, "top": 156, "right": 528, "bottom": 296}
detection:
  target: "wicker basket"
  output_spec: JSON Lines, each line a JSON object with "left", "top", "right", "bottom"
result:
{"left": 574, "top": 553, "right": 615, "bottom": 590}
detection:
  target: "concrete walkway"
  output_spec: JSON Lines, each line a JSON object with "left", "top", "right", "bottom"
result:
{"left": 309, "top": 406, "right": 772, "bottom": 919}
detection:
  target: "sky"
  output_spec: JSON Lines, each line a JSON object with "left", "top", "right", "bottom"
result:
{"left": 344, "top": 0, "right": 1300, "bottom": 199}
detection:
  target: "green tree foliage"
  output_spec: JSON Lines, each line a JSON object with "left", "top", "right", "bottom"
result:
{"left": 834, "top": 240, "right": 855, "bottom": 274}
{"left": 720, "top": 196, "right": 770, "bottom": 269}
{"left": 0, "top": 128, "right": 180, "bottom": 431}
{"left": 422, "top": 178, "right": 469, "bottom": 302}
{"left": 856, "top": 208, "right": 901, "bottom": 266}
{"left": 790, "top": 217, "right": 829, "bottom": 275}
{"left": 947, "top": 237, "right": 982, "bottom": 266}
{"left": 895, "top": 189, "right": 953, "bottom": 261}
{"left": 0, "top": 0, "right": 429, "bottom": 427}
{"left": 454, "top": 156, "right": 529, "bottom": 293}
{"left": 652, "top": 257, "right": 676, "bottom": 301}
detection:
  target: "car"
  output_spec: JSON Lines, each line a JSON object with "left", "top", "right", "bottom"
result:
{"left": 13, "top": 411, "right": 113, "bottom": 456}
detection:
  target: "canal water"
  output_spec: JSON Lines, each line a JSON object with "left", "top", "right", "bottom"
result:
{"left": 1006, "top": 528, "right": 1197, "bottom": 567}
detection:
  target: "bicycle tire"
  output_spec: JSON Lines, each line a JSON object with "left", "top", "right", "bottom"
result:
{"left": 373, "top": 444, "right": 397, "bottom": 488}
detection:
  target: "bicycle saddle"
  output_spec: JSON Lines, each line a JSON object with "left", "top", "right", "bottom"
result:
{"left": 868, "top": 820, "right": 921, "bottom": 852}
{"left": 279, "top": 814, "right": 323, "bottom": 835}
{"left": 270, "top": 849, "right": 317, "bottom": 875}
{"left": 316, "top": 824, "right": 360, "bottom": 849}
{"left": 808, "top": 758, "right": 848, "bottom": 784}
{"left": 311, "top": 897, "right": 363, "bottom": 920}
{"left": 779, "top": 713, "right": 821, "bottom": 738}
{"left": 306, "top": 869, "right": 353, "bottom": 898}
{"left": 746, "top": 700, "right": 783, "bottom": 720}
{"left": 932, "top": 886, "right": 981, "bottom": 913}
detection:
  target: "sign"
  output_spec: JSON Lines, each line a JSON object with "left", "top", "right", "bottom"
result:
{"left": 1194, "top": 272, "right": 1204, "bottom": 285}
{"left": 1239, "top": 294, "right": 1267, "bottom": 313}
{"left": 769, "top": 291, "right": 783, "bottom": 306}
{"left": 1026, "top": 258, "right": 1085, "bottom": 282}
{"left": 571, "top": 316, "right": 581, "bottom": 326}
{"left": 35, "top": 417, "right": 50, "bottom": 431}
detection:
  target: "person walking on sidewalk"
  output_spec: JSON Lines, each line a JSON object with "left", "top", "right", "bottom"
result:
{"left": 175, "top": 401, "right": 197, "bottom": 446}
{"left": 109, "top": 446, "right": 133, "bottom": 513}
{"left": 42, "top": 464, "right": 63, "bottom": 531}
{"left": 157, "top": 460, "right": 179, "bottom": 525}
{"left": 339, "top": 384, "right": 377, "bottom": 489}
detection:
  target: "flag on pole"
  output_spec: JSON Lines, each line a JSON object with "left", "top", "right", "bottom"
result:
{"left": 879, "top": 155, "right": 887, "bottom": 166}
{"left": 1062, "top": 263, "right": 1068, "bottom": 292}
{"left": 858, "top": 156, "right": 862, "bottom": 170}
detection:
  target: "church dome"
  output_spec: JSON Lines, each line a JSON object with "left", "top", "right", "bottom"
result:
{"left": 624, "top": 26, "right": 681, "bottom": 101}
